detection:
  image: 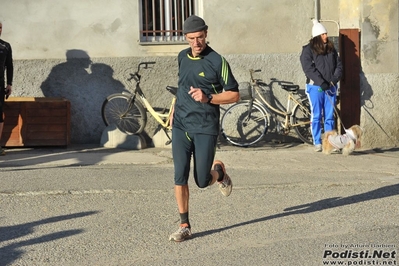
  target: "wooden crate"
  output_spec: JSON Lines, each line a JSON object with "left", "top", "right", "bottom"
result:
{"left": 1, "top": 97, "right": 70, "bottom": 147}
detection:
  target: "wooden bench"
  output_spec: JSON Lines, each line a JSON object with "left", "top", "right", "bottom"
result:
{"left": 1, "top": 97, "right": 71, "bottom": 147}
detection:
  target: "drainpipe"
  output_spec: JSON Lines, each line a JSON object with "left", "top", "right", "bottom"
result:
{"left": 314, "top": 0, "right": 319, "bottom": 21}
{"left": 314, "top": 0, "right": 340, "bottom": 34}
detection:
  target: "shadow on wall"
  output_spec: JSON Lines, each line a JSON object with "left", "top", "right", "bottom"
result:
{"left": 359, "top": 68, "right": 397, "bottom": 145}
{"left": 40, "top": 49, "right": 126, "bottom": 144}
{"left": 360, "top": 68, "right": 373, "bottom": 109}
{"left": 359, "top": 69, "right": 376, "bottom": 130}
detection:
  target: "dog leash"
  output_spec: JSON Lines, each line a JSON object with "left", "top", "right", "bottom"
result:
{"left": 323, "top": 82, "right": 348, "bottom": 132}
{"left": 323, "top": 84, "right": 365, "bottom": 148}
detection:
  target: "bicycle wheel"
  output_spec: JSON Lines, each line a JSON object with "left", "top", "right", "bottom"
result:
{"left": 101, "top": 93, "right": 147, "bottom": 134}
{"left": 292, "top": 97, "right": 313, "bottom": 145}
{"left": 221, "top": 101, "right": 269, "bottom": 147}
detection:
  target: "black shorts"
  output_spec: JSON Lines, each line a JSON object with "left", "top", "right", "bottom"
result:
{"left": 172, "top": 127, "right": 217, "bottom": 188}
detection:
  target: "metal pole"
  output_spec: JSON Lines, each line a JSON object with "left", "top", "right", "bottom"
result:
{"left": 314, "top": 0, "right": 319, "bottom": 21}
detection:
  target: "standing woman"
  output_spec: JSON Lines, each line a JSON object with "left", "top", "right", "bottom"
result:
{"left": 300, "top": 19, "right": 342, "bottom": 152}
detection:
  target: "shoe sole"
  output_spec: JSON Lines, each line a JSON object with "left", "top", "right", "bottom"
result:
{"left": 169, "top": 235, "right": 192, "bottom": 242}
{"left": 219, "top": 174, "right": 232, "bottom": 197}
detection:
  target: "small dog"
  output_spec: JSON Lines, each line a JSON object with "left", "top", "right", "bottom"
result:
{"left": 322, "top": 125, "right": 363, "bottom": 155}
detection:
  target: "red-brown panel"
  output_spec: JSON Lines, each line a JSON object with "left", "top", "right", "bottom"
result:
{"left": 339, "top": 29, "right": 361, "bottom": 130}
{"left": 1, "top": 98, "right": 71, "bottom": 147}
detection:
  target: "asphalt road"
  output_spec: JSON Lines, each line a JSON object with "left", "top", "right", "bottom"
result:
{"left": 1, "top": 144, "right": 398, "bottom": 266}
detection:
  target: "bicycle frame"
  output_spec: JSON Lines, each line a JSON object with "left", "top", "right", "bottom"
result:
{"left": 220, "top": 68, "right": 313, "bottom": 146}
{"left": 253, "top": 86, "right": 310, "bottom": 130}
{"left": 102, "top": 61, "right": 177, "bottom": 144}
{"left": 247, "top": 69, "right": 311, "bottom": 132}
{"left": 131, "top": 70, "right": 175, "bottom": 131}
{"left": 137, "top": 93, "right": 175, "bottom": 130}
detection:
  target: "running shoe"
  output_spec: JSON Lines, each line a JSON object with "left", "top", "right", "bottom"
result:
{"left": 169, "top": 224, "right": 192, "bottom": 242}
{"left": 0, "top": 148, "right": 5, "bottom": 156}
{"left": 213, "top": 160, "right": 232, "bottom": 197}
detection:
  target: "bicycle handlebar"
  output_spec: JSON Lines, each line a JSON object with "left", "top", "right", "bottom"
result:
{"left": 249, "top": 68, "right": 299, "bottom": 91}
{"left": 128, "top": 62, "right": 156, "bottom": 82}
{"left": 138, "top": 61, "right": 156, "bottom": 70}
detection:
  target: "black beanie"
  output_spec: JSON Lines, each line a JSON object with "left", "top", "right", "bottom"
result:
{"left": 183, "top": 15, "right": 208, "bottom": 34}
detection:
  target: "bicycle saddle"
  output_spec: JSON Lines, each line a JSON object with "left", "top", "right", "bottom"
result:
{"left": 166, "top": 86, "right": 178, "bottom": 95}
{"left": 281, "top": 84, "right": 300, "bottom": 92}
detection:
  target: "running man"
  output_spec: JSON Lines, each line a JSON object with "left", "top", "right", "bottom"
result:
{"left": 169, "top": 15, "right": 240, "bottom": 242}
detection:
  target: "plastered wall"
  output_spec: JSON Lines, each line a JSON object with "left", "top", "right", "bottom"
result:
{"left": 1, "top": 0, "right": 398, "bottom": 148}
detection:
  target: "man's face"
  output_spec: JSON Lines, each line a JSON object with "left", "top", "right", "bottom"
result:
{"left": 185, "top": 30, "right": 207, "bottom": 57}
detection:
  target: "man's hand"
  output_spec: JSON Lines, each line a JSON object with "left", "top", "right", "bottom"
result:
{"left": 5, "top": 85, "right": 12, "bottom": 99}
{"left": 188, "top": 86, "right": 207, "bottom": 103}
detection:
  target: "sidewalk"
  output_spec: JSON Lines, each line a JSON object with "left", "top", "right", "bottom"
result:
{"left": 0, "top": 144, "right": 171, "bottom": 167}
{"left": 1, "top": 142, "right": 399, "bottom": 167}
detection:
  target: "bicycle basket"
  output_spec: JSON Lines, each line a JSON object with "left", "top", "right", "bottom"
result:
{"left": 238, "top": 82, "right": 253, "bottom": 100}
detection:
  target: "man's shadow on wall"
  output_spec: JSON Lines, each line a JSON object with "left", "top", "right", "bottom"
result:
{"left": 40, "top": 49, "right": 125, "bottom": 144}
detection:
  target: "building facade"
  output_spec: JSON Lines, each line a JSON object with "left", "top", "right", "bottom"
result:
{"left": 1, "top": 0, "right": 398, "bottom": 148}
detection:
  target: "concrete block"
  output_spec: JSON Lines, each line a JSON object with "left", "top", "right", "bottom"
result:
{"left": 152, "top": 129, "right": 172, "bottom": 148}
{"left": 100, "top": 125, "right": 147, "bottom": 150}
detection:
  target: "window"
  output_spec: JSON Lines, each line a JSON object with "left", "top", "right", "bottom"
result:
{"left": 139, "top": 0, "right": 200, "bottom": 43}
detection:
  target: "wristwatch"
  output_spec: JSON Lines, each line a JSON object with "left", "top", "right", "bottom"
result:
{"left": 207, "top": 94, "right": 213, "bottom": 103}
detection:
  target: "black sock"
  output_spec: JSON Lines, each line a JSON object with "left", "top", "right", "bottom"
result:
{"left": 214, "top": 164, "right": 225, "bottom": 182}
{"left": 180, "top": 212, "right": 190, "bottom": 228}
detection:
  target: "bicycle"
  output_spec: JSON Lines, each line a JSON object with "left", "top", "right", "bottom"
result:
{"left": 101, "top": 62, "right": 177, "bottom": 145}
{"left": 220, "top": 69, "right": 312, "bottom": 147}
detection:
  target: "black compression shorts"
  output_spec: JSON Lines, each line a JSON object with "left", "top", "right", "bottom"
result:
{"left": 172, "top": 127, "right": 217, "bottom": 188}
